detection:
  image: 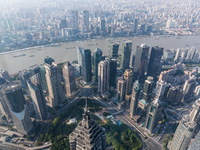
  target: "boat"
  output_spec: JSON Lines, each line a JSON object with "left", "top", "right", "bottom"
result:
{"left": 13, "top": 54, "right": 26, "bottom": 58}
{"left": 29, "top": 55, "right": 34, "bottom": 57}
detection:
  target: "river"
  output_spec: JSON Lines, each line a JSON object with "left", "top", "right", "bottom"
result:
{"left": 1, "top": 35, "right": 200, "bottom": 74}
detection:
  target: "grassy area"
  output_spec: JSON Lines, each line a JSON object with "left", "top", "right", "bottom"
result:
{"left": 103, "top": 123, "right": 142, "bottom": 150}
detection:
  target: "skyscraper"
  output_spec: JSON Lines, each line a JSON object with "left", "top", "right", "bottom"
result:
{"left": 19, "top": 70, "right": 31, "bottom": 89}
{"left": 166, "top": 86, "right": 183, "bottom": 105}
{"left": 111, "top": 43, "right": 119, "bottom": 58}
{"left": 28, "top": 74, "right": 47, "bottom": 120}
{"left": 147, "top": 46, "right": 164, "bottom": 80}
{"left": 3, "top": 83, "right": 33, "bottom": 134}
{"left": 169, "top": 99, "right": 200, "bottom": 150}
{"left": 188, "top": 130, "right": 200, "bottom": 150}
{"left": 68, "top": 10, "right": 78, "bottom": 29}
{"left": 155, "top": 80, "right": 170, "bottom": 102}
{"left": 130, "top": 80, "right": 140, "bottom": 117}
{"left": 44, "top": 63, "right": 65, "bottom": 108}
{"left": 116, "top": 77, "right": 127, "bottom": 103}
{"left": 62, "top": 62, "right": 77, "bottom": 98}
{"left": 100, "top": 18, "right": 106, "bottom": 36}
{"left": 77, "top": 47, "right": 92, "bottom": 83}
{"left": 83, "top": 10, "right": 89, "bottom": 33}
{"left": 134, "top": 19, "right": 138, "bottom": 33}
{"left": 133, "top": 44, "right": 150, "bottom": 83}
{"left": 142, "top": 76, "right": 154, "bottom": 103}
{"left": 109, "top": 58, "right": 117, "bottom": 88}
{"left": 0, "top": 70, "right": 11, "bottom": 82}
{"left": 122, "top": 41, "right": 132, "bottom": 71}
{"left": 183, "top": 77, "right": 196, "bottom": 102}
{"left": 98, "top": 60, "right": 110, "bottom": 95}
{"left": 93, "top": 48, "right": 103, "bottom": 82}
{"left": 144, "top": 98, "right": 162, "bottom": 133}
{"left": 69, "top": 100, "right": 106, "bottom": 150}
{"left": 123, "top": 69, "right": 133, "bottom": 96}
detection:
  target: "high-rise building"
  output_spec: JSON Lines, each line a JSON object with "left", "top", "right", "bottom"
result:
{"left": 166, "top": 86, "right": 183, "bottom": 105}
{"left": 0, "top": 70, "right": 11, "bottom": 82}
{"left": 144, "top": 98, "right": 162, "bottom": 133}
{"left": 130, "top": 80, "right": 140, "bottom": 117}
{"left": 19, "top": 70, "right": 31, "bottom": 89}
{"left": 142, "top": 76, "right": 154, "bottom": 103}
{"left": 29, "top": 65, "right": 41, "bottom": 76}
{"left": 83, "top": 10, "right": 89, "bottom": 33}
{"left": 147, "top": 46, "right": 164, "bottom": 79}
{"left": 133, "top": 44, "right": 150, "bottom": 83}
{"left": 77, "top": 48, "right": 92, "bottom": 83}
{"left": 100, "top": 18, "right": 106, "bottom": 36}
{"left": 111, "top": 43, "right": 119, "bottom": 59}
{"left": 155, "top": 80, "right": 170, "bottom": 102}
{"left": 44, "top": 56, "right": 55, "bottom": 65}
{"left": 169, "top": 99, "right": 200, "bottom": 150}
{"left": 68, "top": 10, "right": 78, "bottom": 29}
{"left": 123, "top": 69, "right": 133, "bottom": 96}
{"left": 116, "top": 77, "right": 127, "bottom": 103}
{"left": 134, "top": 19, "right": 138, "bottom": 33}
{"left": 188, "top": 130, "right": 200, "bottom": 150}
{"left": 44, "top": 63, "right": 65, "bottom": 108}
{"left": 3, "top": 84, "right": 33, "bottom": 134}
{"left": 62, "top": 62, "right": 77, "bottom": 98}
{"left": 98, "top": 60, "right": 110, "bottom": 95}
{"left": 183, "top": 77, "right": 196, "bottom": 101}
{"left": 122, "top": 41, "right": 132, "bottom": 71}
{"left": 93, "top": 48, "right": 103, "bottom": 82}
{"left": 28, "top": 74, "right": 47, "bottom": 120}
{"left": 109, "top": 58, "right": 117, "bottom": 88}
{"left": 69, "top": 100, "right": 106, "bottom": 150}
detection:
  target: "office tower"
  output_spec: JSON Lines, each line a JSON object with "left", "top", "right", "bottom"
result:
{"left": 122, "top": 41, "right": 132, "bottom": 71}
{"left": 169, "top": 119, "right": 196, "bottom": 150}
{"left": 44, "top": 56, "right": 55, "bottom": 65}
{"left": 83, "top": 10, "right": 89, "bottom": 33}
{"left": 3, "top": 84, "right": 33, "bottom": 134}
{"left": 144, "top": 98, "right": 162, "bottom": 133}
{"left": 134, "top": 19, "right": 138, "bottom": 33}
{"left": 155, "top": 80, "right": 170, "bottom": 102}
{"left": 133, "top": 44, "right": 150, "bottom": 83}
{"left": 183, "top": 77, "right": 196, "bottom": 101}
{"left": 147, "top": 46, "right": 164, "bottom": 79}
{"left": 130, "top": 80, "right": 140, "bottom": 117}
{"left": 68, "top": 10, "right": 78, "bottom": 29}
{"left": 0, "top": 70, "right": 11, "bottom": 82}
{"left": 0, "top": 78, "right": 12, "bottom": 122}
{"left": 100, "top": 18, "right": 106, "bottom": 36}
{"left": 44, "top": 63, "right": 65, "bottom": 108}
{"left": 111, "top": 43, "right": 119, "bottom": 58}
{"left": 98, "top": 60, "right": 110, "bottom": 95}
{"left": 94, "top": 48, "right": 103, "bottom": 82}
{"left": 169, "top": 99, "right": 200, "bottom": 150}
{"left": 123, "top": 69, "right": 133, "bottom": 96}
{"left": 29, "top": 65, "right": 41, "bottom": 76}
{"left": 166, "top": 86, "right": 183, "bottom": 105}
{"left": 188, "top": 130, "right": 200, "bottom": 150}
{"left": 28, "top": 74, "right": 47, "bottom": 120}
{"left": 140, "top": 24, "right": 146, "bottom": 35}
{"left": 60, "top": 19, "right": 67, "bottom": 29}
{"left": 77, "top": 48, "right": 92, "bottom": 83}
{"left": 116, "top": 77, "right": 127, "bottom": 103}
{"left": 109, "top": 58, "right": 117, "bottom": 88}
{"left": 69, "top": 100, "right": 106, "bottom": 150}
{"left": 19, "top": 70, "right": 31, "bottom": 89}
{"left": 62, "top": 62, "right": 77, "bottom": 98}
{"left": 142, "top": 76, "right": 154, "bottom": 103}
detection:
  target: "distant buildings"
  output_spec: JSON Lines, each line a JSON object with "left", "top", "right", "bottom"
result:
{"left": 3, "top": 83, "right": 33, "bottom": 134}
{"left": 183, "top": 77, "right": 196, "bottom": 102}
{"left": 98, "top": 60, "right": 110, "bottom": 95}
{"left": 69, "top": 100, "right": 106, "bottom": 150}
{"left": 62, "top": 61, "right": 77, "bottom": 98}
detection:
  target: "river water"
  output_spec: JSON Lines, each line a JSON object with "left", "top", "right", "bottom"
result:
{"left": 1, "top": 35, "right": 200, "bottom": 74}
